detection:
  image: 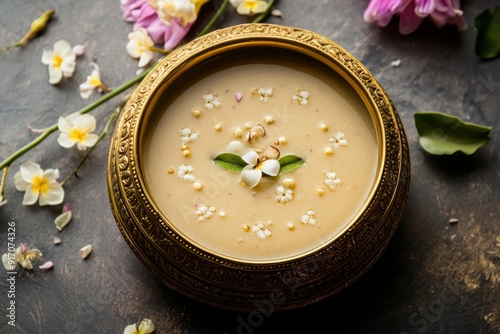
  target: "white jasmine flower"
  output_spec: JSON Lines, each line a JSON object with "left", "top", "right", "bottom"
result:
{"left": 292, "top": 89, "right": 310, "bottom": 105}
{"left": 328, "top": 131, "right": 348, "bottom": 148}
{"left": 240, "top": 150, "right": 280, "bottom": 188}
{"left": 124, "top": 318, "right": 155, "bottom": 334}
{"left": 79, "top": 62, "right": 109, "bottom": 99}
{"left": 255, "top": 87, "right": 273, "bottom": 102}
{"left": 126, "top": 28, "right": 155, "bottom": 67}
{"left": 57, "top": 112, "right": 99, "bottom": 151}
{"left": 251, "top": 222, "right": 272, "bottom": 239}
{"left": 301, "top": 210, "right": 316, "bottom": 225}
{"left": 275, "top": 185, "right": 293, "bottom": 204}
{"left": 157, "top": 0, "right": 197, "bottom": 27}
{"left": 203, "top": 93, "right": 220, "bottom": 110}
{"left": 14, "top": 162, "right": 64, "bottom": 206}
{"left": 41, "top": 40, "right": 76, "bottom": 84}
{"left": 324, "top": 171, "right": 342, "bottom": 190}
{"left": 176, "top": 164, "right": 195, "bottom": 182}
{"left": 195, "top": 204, "right": 216, "bottom": 221}
{"left": 230, "top": 0, "right": 269, "bottom": 16}
{"left": 180, "top": 127, "right": 199, "bottom": 144}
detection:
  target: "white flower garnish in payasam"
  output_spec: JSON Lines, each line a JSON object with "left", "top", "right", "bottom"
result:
{"left": 255, "top": 87, "right": 273, "bottom": 102}
{"left": 329, "top": 131, "right": 348, "bottom": 148}
{"left": 176, "top": 164, "right": 195, "bottom": 182}
{"left": 195, "top": 204, "right": 216, "bottom": 222}
{"left": 240, "top": 150, "right": 280, "bottom": 188}
{"left": 251, "top": 222, "right": 272, "bottom": 240}
{"left": 292, "top": 89, "right": 310, "bottom": 105}
{"left": 203, "top": 93, "right": 220, "bottom": 110}
{"left": 180, "top": 127, "right": 199, "bottom": 144}
{"left": 275, "top": 185, "right": 293, "bottom": 204}
{"left": 324, "top": 171, "right": 342, "bottom": 191}
{"left": 301, "top": 210, "right": 316, "bottom": 225}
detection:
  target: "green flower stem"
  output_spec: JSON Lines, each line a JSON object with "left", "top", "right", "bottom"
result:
{"left": 61, "top": 107, "right": 120, "bottom": 186}
{"left": 0, "top": 66, "right": 151, "bottom": 172}
{"left": 0, "top": 166, "right": 8, "bottom": 201}
{"left": 197, "top": 0, "right": 230, "bottom": 37}
{"left": 253, "top": 0, "right": 277, "bottom": 23}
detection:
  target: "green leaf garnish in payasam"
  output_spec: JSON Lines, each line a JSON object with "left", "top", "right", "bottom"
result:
{"left": 414, "top": 111, "right": 492, "bottom": 155}
{"left": 278, "top": 155, "right": 305, "bottom": 173}
{"left": 475, "top": 6, "right": 500, "bottom": 60}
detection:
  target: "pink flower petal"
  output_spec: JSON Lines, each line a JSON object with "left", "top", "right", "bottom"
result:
{"left": 39, "top": 261, "right": 53, "bottom": 269}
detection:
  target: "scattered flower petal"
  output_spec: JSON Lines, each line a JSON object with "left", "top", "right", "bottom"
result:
{"left": 57, "top": 112, "right": 99, "bottom": 151}
{"left": 72, "top": 44, "right": 85, "bottom": 56}
{"left": 254, "top": 86, "right": 273, "bottom": 102}
{"left": 53, "top": 237, "right": 62, "bottom": 245}
{"left": 14, "top": 162, "right": 64, "bottom": 206}
{"left": 39, "top": 261, "right": 53, "bottom": 270}
{"left": 235, "top": 92, "right": 243, "bottom": 102}
{"left": 54, "top": 203, "right": 72, "bottom": 231}
{"left": 275, "top": 185, "right": 293, "bottom": 204}
{"left": 79, "top": 244, "right": 92, "bottom": 259}
{"left": 180, "top": 127, "right": 199, "bottom": 143}
{"left": 41, "top": 40, "right": 76, "bottom": 84}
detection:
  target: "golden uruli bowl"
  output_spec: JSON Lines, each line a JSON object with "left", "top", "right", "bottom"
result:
{"left": 107, "top": 23, "right": 410, "bottom": 312}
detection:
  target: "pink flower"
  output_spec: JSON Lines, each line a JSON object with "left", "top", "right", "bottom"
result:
{"left": 120, "top": 0, "right": 208, "bottom": 50}
{"left": 363, "top": 0, "right": 467, "bottom": 35}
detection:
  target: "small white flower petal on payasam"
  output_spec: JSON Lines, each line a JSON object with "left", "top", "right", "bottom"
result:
{"left": 195, "top": 204, "right": 216, "bottom": 221}
{"left": 301, "top": 210, "right": 316, "bottom": 225}
{"left": 324, "top": 171, "right": 342, "bottom": 190}
{"left": 260, "top": 159, "right": 280, "bottom": 177}
{"left": 180, "top": 127, "right": 199, "bottom": 144}
{"left": 240, "top": 166, "right": 262, "bottom": 188}
{"left": 242, "top": 150, "right": 259, "bottom": 166}
{"left": 79, "top": 244, "right": 92, "bottom": 259}
{"left": 176, "top": 164, "right": 195, "bottom": 182}
{"left": 203, "top": 93, "right": 220, "bottom": 110}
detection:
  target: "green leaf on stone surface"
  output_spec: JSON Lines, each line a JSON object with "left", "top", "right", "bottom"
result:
{"left": 414, "top": 112, "right": 492, "bottom": 155}
{"left": 475, "top": 6, "right": 500, "bottom": 60}
{"left": 278, "top": 155, "right": 304, "bottom": 173}
{"left": 213, "top": 153, "right": 247, "bottom": 172}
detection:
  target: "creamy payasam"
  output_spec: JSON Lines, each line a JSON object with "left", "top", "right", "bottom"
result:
{"left": 143, "top": 50, "right": 379, "bottom": 262}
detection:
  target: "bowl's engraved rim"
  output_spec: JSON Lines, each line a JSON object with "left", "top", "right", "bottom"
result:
{"left": 107, "top": 23, "right": 411, "bottom": 311}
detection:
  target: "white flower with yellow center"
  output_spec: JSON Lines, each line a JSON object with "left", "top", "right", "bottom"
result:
{"left": 292, "top": 89, "right": 310, "bottom": 105}
{"left": 180, "top": 127, "right": 199, "bottom": 144}
{"left": 79, "top": 62, "right": 109, "bottom": 99}
{"left": 176, "top": 164, "right": 195, "bottom": 182}
{"left": 240, "top": 150, "right": 280, "bottom": 188}
{"left": 41, "top": 40, "right": 76, "bottom": 84}
{"left": 126, "top": 28, "right": 155, "bottom": 67}
{"left": 57, "top": 112, "right": 99, "bottom": 151}
{"left": 251, "top": 222, "right": 272, "bottom": 239}
{"left": 124, "top": 318, "right": 155, "bottom": 334}
{"left": 195, "top": 204, "right": 216, "bottom": 221}
{"left": 14, "top": 162, "right": 64, "bottom": 206}
{"left": 329, "top": 131, "right": 348, "bottom": 148}
{"left": 203, "top": 93, "right": 220, "bottom": 110}
{"left": 157, "top": 0, "right": 198, "bottom": 27}
{"left": 324, "top": 171, "right": 342, "bottom": 191}
{"left": 230, "top": 0, "right": 268, "bottom": 16}
{"left": 301, "top": 210, "right": 316, "bottom": 225}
